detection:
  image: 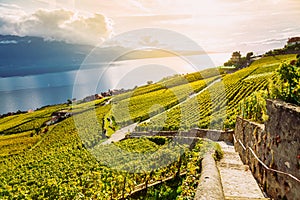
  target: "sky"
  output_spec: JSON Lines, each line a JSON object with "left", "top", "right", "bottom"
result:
{"left": 0, "top": 0, "right": 300, "bottom": 54}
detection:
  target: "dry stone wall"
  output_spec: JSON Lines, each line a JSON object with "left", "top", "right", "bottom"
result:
{"left": 128, "top": 129, "right": 234, "bottom": 143}
{"left": 234, "top": 99, "right": 300, "bottom": 199}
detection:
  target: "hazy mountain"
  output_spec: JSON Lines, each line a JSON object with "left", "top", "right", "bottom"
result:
{"left": 0, "top": 35, "right": 128, "bottom": 77}
{"left": 0, "top": 35, "right": 203, "bottom": 77}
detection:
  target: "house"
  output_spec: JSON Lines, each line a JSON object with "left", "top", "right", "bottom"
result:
{"left": 287, "top": 37, "right": 300, "bottom": 46}
{"left": 231, "top": 51, "right": 241, "bottom": 63}
{"left": 95, "top": 94, "right": 104, "bottom": 99}
{"left": 45, "top": 111, "right": 72, "bottom": 126}
{"left": 101, "top": 91, "right": 112, "bottom": 97}
{"left": 27, "top": 109, "right": 34, "bottom": 113}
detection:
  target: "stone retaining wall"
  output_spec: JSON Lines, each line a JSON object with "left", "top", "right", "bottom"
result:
{"left": 195, "top": 152, "right": 225, "bottom": 199}
{"left": 234, "top": 99, "right": 300, "bottom": 199}
{"left": 128, "top": 129, "right": 234, "bottom": 143}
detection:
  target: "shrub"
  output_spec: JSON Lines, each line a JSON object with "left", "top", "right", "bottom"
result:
{"left": 270, "top": 55, "right": 300, "bottom": 105}
{"left": 239, "top": 90, "right": 269, "bottom": 123}
{"left": 239, "top": 55, "right": 300, "bottom": 123}
{"left": 213, "top": 142, "right": 224, "bottom": 161}
{"left": 147, "top": 136, "right": 168, "bottom": 145}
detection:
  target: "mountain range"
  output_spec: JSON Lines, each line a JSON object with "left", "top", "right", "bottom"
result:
{"left": 0, "top": 35, "right": 202, "bottom": 77}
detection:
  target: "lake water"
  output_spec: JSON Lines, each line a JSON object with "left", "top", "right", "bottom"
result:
{"left": 0, "top": 53, "right": 230, "bottom": 114}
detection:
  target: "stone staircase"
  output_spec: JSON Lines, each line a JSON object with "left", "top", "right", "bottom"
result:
{"left": 217, "top": 142, "right": 270, "bottom": 200}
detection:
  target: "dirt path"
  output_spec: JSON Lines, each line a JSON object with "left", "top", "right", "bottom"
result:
{"left": 102, "top": 123, "right": 137, "bottom": 145}
{"left": 107, "top": 77, "right": 222, "bottom": 142}
{"left": 217, "top": 141, "right": 268, "bottom": 200}
{"left": 142, "top": 77, "right": 221, "bottom": 123}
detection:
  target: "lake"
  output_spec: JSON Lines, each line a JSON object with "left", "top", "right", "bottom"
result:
{"left": 0, "top": 53, "right": 230, "bottom": 114}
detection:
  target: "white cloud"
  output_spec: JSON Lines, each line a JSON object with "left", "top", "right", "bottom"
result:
{"left": 1, "top": 0, "right": 300, "bottom": 52}
{"left": 0, "top": 8, "right": 113, "bottom": 45}
{"left": 0, "top": 40, "right": 18, "bottom": 44}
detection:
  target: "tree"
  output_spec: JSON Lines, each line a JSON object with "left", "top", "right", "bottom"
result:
{"left": 147, "top": 80, "right": 153, "bottom": 85}
{"left": 270, "top": 56, "right": 300, "bottom": 105}
{"left": 224, "top": 60, "right": 234, "bottom": 66}
{"left": 246, "top": 52, "right": 253, "bottom": 60}
{"left": 67, "top": 99, "right": 72, "bottom": 105}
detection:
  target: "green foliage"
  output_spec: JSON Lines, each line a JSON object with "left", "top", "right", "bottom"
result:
{"left": 139, "top": 60, "right": 267, "bottom": 130}
{"left": 224, "top": 60, "right": 234, "bottom": 67}
{"left": 130, "top": 178, "right": 182, "bottom": 200}
{"left": 213, "top": 142, "right": 224, "bottom": 161}
{"left": 111, "top": 76, "right": 219, "bottom": 127}
{"left": 91, "top": 138, "right": 187, "bottom": 173}
{"left": 112, "top": 68, "right": 224, "bottom": 104}
{"left": 224, "top": 51, "right": 253, "bottom": 68}
{"left": 251, "top": 54, "right": 296, "bottom": 67}
{"left": 71, "top": 98, "right": 108, "bottom": 112}
{"left": 0, "top": 104, "right": 68, "bottom": 135}
{"left": 147, "top": 136, "right": 168, "bottom": 145}
{"left": 237, "top": 55, "right": 298, "bottom": 123}
{"left": 265, "top": 43, "right": 300, "bottom": 56}
{"left": 0, "top": 108, "right": 216, "bottom": 200}
{"left": 177, "top": 139, "right": 216, "bottom": 199}
{"left": 1, "top": 53, "right": 298, "bottom": 199}
{"left": 74, "top": 104, "right": 111, "bottom": 148}
{"left": 270, "top": 56, "right": 300, "bottom": 105}
{"left": 103, "top": 110, "right": 120, "bottom": 137}
{"left": 238, "top": 91, "right": 269, "bottom": 123}
{"left": 138, "top": 54, "right": 297, "bottom": 130}
{"left": 246, "top": 52, "right": 254, "bottom": 60}
{"left": 0, "top": 131, "right": 41, "bottom": 156}
{"left": 159, "top": 67, "right": 225, "bottom": 87}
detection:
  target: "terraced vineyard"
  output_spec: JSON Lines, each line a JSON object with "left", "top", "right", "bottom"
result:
{"left": 0, "top": 54, "right": 297, "bottom": 199}
{"left": 0, "top": 104, "right": 68, "bottom": 135}
{"left": 137, "top": 54, "right": 297, "bottom": 130}
{"left": 111, "top": 76, "right": 220, "bottom": 127}
{"left": 0, "top": 107, "right": 217, "bottom": 199}
{"left": 112, "top": 67, "right": 225, "bottom": 103}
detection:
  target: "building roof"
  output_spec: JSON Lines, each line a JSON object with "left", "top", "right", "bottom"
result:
{"left": 287, "top": 37, "right": 300, "bottom": 43}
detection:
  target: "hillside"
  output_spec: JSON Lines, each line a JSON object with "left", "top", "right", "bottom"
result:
{"left": 0, "top": 54, "right": 297, "bottom": 198}
{"left": 81, "top": 54, "right": 294, "bottom": 136}
{"left": 111, "top": 54, "right": 296, "bottom": 130}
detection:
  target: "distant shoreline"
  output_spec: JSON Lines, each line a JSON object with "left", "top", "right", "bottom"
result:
{"left": 0, "top": 50, "right": 217, "bottom": 78}
{"left": 0, "top": 52, "right": 230, "bottom": 114}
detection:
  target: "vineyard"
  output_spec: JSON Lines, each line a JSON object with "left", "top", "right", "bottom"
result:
{"left": 0, "top": 54, "right": 297, "bottom": 198}
{"left": 0, "top": 104, "right": 68, "bottom": 135}
{"left": 111, "top": 76, "right": 220, "bottom": 127}
{"left": 112, "top": 67, "right": 225, "bottom": 103}
{"left": 137, "top": 54, "right": 297, "bottom": 130}
{"left": 239, "top": 54, "right": 300, "bottom": 123}
{"left": 0, "top": 107, "right": 219, "bottom": 198}
{"left": 0, "top": 93, "right": 219, "bottom": 199}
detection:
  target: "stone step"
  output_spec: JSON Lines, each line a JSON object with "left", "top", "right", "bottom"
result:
{"left": 219, "top": 151, "right": 245, "bottom": 166}
{"left": 217, "top": 142, "right": 266, "bottom": 199}
{"left": 218, "top": 162, "right": 249, "bottom": 170}
{"left": 219, "top": 168, "right": 264, "bottom": 198}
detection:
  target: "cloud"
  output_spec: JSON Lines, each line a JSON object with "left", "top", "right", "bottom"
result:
{"left": 0, "top": 3, "right": 21, "bottom": 9}
{"left": 0, "top": 40, "right": 18, "bottom": 44}
{"left": 0, "top": 8, "right": 113, "bottom": 45}
{"left": 244, "top": 38, "right": 287, "bottom": 46}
